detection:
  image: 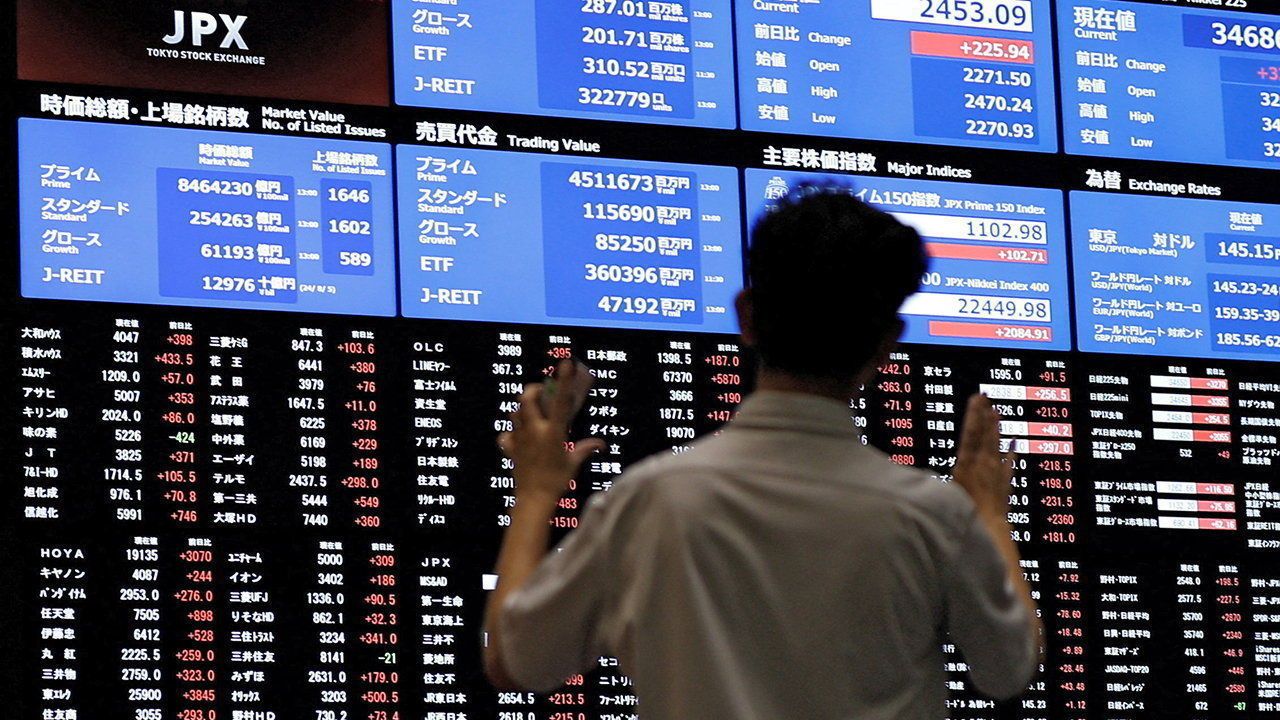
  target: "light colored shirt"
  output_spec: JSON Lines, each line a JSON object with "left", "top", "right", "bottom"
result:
{"left": 500, "top": 391, "right": 1038, "bottom": 719}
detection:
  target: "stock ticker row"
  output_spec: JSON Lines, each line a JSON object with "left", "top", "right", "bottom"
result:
{"left": 15, "top": 0, "right": 1280, "bottom": 162}
{"left": 20, "top": 0, "right": 1280, "bottom": 164}
{"left": 19, "top": 109, "right": 1280, "bottom": 361}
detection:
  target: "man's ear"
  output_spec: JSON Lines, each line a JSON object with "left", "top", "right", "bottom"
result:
{"left": 735, "top": 289, "right": 757, "bottom": 347}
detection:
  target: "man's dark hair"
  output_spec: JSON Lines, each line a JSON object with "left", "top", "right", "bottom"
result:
{"left": 747, "top": 183, "right": 928, "bottom": 379}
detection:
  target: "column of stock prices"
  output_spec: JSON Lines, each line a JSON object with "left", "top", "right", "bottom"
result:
{"left": 1059, "top": 0, "right": 1280, "bottom": 169}
{"left": 746, "top": 170, "right": 1072, "bottom": 350}
{"left": 396, "top": 146, "right": 742, "bottom": 331}
{"left": 12, "top": 0, "right": 1280, "bottom": 718}
{"left": 737, "top": 0, "right": 1060, "bottom": 151}
{"left": 18, "top": 119, "right": 398, "bottom": 316}
{"left": 391, "top": 0, "right": 737, "bottom": 127}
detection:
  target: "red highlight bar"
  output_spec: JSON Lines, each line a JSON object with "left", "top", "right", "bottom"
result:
{"left": 1191, "top": 377, "right": 1229, "bottom": 391}
{"left": 1199, "top": 500, "right": 1236, "bottom": 514}
{"left": 1028, "top": 386, "right": 1072, "bottom": 403}
{"left": 1028, "top": 423, "right": 1073, "bottom": 438}
{"left": 1029, "top": 440, "right": 1073, "bottom": 455}
{"left": 929, "top": 321, "right": 1053, "bottom": 343}
{"left": 1190, "top": 395, "right": 1231, "bottom": 408}
{"left": 1193, "top": 413, "right": 1231, "bottom": 425}
{"left": 1192, "top": 430, "right": 1232, "bottom": 443}
{"left": 925, "top": 242, "right": 1048, "bottom": 264}
{"left": 910, "top": 31, "right": 1036, "bottom": 65}
{"left": 1197, "top": 483, "right": 1235, "bottom": 496}
{"left": 1199, "top": 518, "right": 1238, "bottom": 531}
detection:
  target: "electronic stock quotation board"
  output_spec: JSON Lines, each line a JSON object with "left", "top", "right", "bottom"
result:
{"left": 16, "top": 0, "right": 1280, "bottom": 718}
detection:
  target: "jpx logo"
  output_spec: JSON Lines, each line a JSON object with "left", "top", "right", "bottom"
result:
{"left": 162, "top": 11, "right": 248, "bottom": 49}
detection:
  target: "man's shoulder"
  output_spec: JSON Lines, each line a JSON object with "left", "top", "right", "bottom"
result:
{"left": 601, "top": 436, "right": 738, "bottom": 508}
{"left": 613, "top": 435, "right": 975, "bottom": 530}
{"left": 608, "top": 444, "right": 713, "bottom": 493}
{"left": 885, "top": 463, "right": 977, "bottom": 535}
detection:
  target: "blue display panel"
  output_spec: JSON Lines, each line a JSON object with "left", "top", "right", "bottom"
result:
{"left": 19, "top": 119, "right": 397, "bottom": 316}
{"left": 746, "top": 170, "right": 1070, "bottom": 351}
{"left": 1071, "top": 191, "right": 1280, "bottom": 361}
{"left": 1060, "top": 0, "right": 1280, "bottom": 169}
{"left": 736, "top": 0, "right": 1059, "bottom": 152}
{"left": 392, "top": 0, "right": 736, "bottom": 128}
{"left": 397, "top": 146, "right": 743, "bottom": 332}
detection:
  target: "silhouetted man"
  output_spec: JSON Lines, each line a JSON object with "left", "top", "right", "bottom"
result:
{"left": 485, "top": 185, "right": 1042, "bottom": 719}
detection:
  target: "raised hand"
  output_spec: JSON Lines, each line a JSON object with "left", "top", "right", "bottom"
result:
{"left": 954, "top": 393, "right": 1016, "bottom": 519}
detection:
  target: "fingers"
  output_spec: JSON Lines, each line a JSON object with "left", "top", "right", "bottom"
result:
{"left": 549, "top": 359, "right": 576, "bottom": 425}
{"left": 959, "top": 393, "right": 994, "bottom": 461}
{"left": 568, "top": 437, "right": 606, "bottom": 469}
{"left": 980, "top": 396, "right": 1000, "bottom": 456}
{"left": 516, "top": 384, "right": 545, "bottom": 425}
{"left": 975, "top": 393, "right": 1003, "bottom": 452}
{"left": 518, "top": 359, "right": 594, "bottom": 429}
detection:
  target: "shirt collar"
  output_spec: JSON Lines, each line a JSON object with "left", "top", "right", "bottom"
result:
{"left": 729, "top": 391, "right": 862, "bottom": 439}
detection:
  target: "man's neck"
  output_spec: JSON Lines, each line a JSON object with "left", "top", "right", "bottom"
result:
{"left": 754, "top": 369, "right": 861, "bottom": 404}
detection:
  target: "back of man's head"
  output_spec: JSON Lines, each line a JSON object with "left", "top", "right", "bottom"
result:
{"left": 746, "top": 184, "right": 928, "bottom": 380}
